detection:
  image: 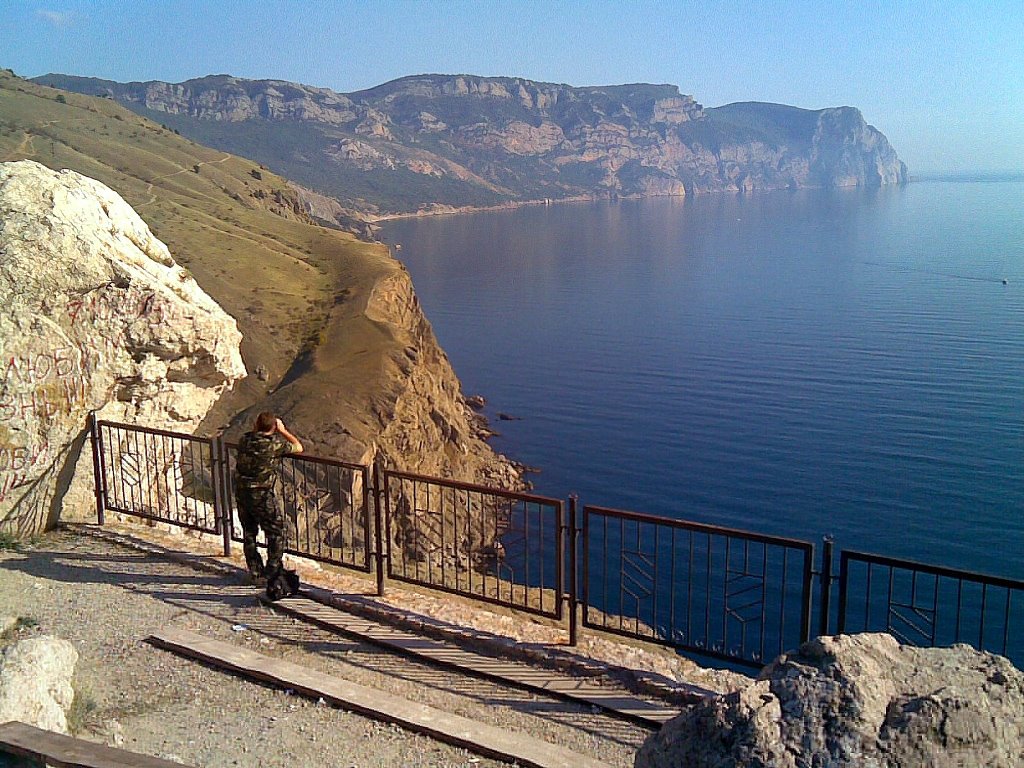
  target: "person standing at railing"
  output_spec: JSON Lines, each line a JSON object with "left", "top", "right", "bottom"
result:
{"left": 234, "top": 411, "right": 303, "bottom": 584}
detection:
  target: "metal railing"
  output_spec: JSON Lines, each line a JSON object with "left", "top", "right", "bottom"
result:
{"left": 88, "top": 416, "right": 1023, "bottom": 670}
{"left": 219, "top": 441, "right": 375, "bottom": 576}
{"left": 582, "top": 504, "right": 813, "bottom": 666}
{"left": 92, "top": 418, "right": 220, "bottom": 535}
{"left": 837, "top": 550, "right": 1024, "bottom": 662}
{"left": 381, "top": 469, "right": 564, "bottom": 620}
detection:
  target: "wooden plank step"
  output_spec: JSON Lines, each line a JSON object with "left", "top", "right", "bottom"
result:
{"left": 147, "top": 627, "right": 608, "bottom": 768}
{"left": 260, "top": 593, "right": 679, "bottom": 727}
{"left": 0, "top": 721, "right": 192, "bottom": 768}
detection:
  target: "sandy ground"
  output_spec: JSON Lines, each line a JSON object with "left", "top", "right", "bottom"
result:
{"left": 0, "top": 527, "right": 666, "bottom": 768}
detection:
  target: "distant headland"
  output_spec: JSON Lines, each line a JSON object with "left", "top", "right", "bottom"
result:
{"left": 33, "top": 72, "right": 908, "bottom": 222}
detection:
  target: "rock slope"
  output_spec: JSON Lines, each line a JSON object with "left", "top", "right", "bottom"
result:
{"left": 35, "top": 73, "right": 908, "bottom": 215}
{"left": 0, "top": 160, "right": 245, "bottom": 535}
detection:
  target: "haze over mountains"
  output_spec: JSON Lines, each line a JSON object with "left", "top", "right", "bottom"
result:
{"left": 35, "top": 73, "right": 907, "bottom": 217}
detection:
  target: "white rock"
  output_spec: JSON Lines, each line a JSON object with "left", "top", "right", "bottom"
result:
{"left": 0, "top": 160, "right": 246, "bottom": 536}
{"left": 0, "top": 636, "right": 79, "bottom": 733}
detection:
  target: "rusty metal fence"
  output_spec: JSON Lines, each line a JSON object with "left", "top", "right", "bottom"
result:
{"left": 581, "top": 504, "right": 814, "bottom": 666}
{"left": 837, "top": 550, "right": 1024, "bottom": 663}
{"left": 91, "top": 417, "right": 221, "bottom": 535}
{"left": 218, "top": 442, "right": 376, "bottom": 576}
{"left": 381, "top": 469, "right": 564, "bottom": 620}
{"left": 89, "top": 416, "right": 1024, "bottom": 669}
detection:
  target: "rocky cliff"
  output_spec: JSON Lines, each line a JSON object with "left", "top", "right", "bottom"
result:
{"left": 35, "top": 73, "right": 908, "bottom": 215}
{"left": 0, "top": 160, "right": 245, "bottom": 535}
{"left": 1, "top": 72, "right": 522, "bottom": 511}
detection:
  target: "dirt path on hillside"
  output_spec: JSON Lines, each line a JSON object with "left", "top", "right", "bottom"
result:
{"left": 0, "top": 529, "right": 653, "bottom": 767}
{"left": 137, "top": 153, "right": 233, "bottom": 208}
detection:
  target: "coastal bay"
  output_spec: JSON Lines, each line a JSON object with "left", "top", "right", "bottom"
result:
{"left": 382, "top": 181, "right": 1024, "bottom": 581}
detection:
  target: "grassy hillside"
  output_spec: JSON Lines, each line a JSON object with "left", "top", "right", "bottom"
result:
{"left": 0, "top": 70, "right": 398, "bottom": 440}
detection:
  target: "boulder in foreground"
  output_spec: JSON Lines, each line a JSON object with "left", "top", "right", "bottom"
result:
{"left": 0, "top": 636, "right": 78, "bottom": 734}
{"left": 635, "top": 633, "right": 1024, "bottom": 768}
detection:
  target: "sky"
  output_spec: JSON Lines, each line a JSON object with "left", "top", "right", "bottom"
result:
{"left": 1, "top": 0, "right": 1022, "bottom": 174}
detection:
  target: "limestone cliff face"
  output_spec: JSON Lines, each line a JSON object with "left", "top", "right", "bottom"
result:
{"left": 35, "top": 73, "right": 908, "bottom": 214}
{"left": 0, "top": 160, "right": 245, "bottom": 535}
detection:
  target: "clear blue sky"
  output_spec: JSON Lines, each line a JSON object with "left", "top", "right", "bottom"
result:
{"left": 2, "top": 0, "right": 1022, "bottom": 173}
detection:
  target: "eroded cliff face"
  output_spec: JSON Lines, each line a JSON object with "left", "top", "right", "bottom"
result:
{"left": 230, "top": 242, "right": 521, "bottom": 489}
{"left": 35, "top": 73, "right": 908, "bottom": 215}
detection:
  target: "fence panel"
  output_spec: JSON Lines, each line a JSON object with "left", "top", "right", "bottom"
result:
{"left": 582, "top": 506, "right": 814, "bottom": 667}
{"left": 96, "top": 420, "right": 219, "bottom": 534}
{"left": 382, "top": 469, "right": 564, "bottom": 620}
{"left": 837, "top": 550, "right": 1024, "bottom": 667}
{"left": 223, "top": 443, "right": 373, "bottom": 573}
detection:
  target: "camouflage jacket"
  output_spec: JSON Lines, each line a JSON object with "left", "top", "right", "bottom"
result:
{"left": 234, "top": 431, "right": 294, "bottom": 489}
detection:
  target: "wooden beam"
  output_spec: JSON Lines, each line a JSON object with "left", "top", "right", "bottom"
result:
{"left": 148, "top": 627, "right": 611, "bottom": 768}
{"left": 0, "top": 721, "right": 192, "bottom": 768}
{"left": 260, "top": 593, "right": 681, "bottom": 727}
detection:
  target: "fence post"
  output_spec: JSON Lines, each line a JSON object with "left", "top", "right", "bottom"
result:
{"left": 567, "top": 494, "right": 579, "bottom": 647}
{"left": 372, "top": 457, "right": 386, "bottom": 597}
{"left": 88, "top": 412, "right": 105, "bottom": 525}
{"left": 818, "top": 534, "right": 834, "bottom": 637}
{"left": 211, "top": 436, "right": 231, "bottom": 557}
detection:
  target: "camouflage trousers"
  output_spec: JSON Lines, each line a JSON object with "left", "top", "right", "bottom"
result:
{"left": 235, "top": 485, "right": 285, "bottom": 578}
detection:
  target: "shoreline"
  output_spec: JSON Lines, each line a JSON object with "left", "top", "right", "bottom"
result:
{"left": 365, "top": 178, "right": 913, "bottom": 224}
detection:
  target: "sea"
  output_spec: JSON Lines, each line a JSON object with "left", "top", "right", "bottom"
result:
{"left": 379, "top": 179, "right": 1024, "bottom": 583}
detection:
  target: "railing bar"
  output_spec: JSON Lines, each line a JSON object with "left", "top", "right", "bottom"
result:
{"left": 759, "top": 542, "right": 767, "bottom": 661}
{"left": 652, "top": 523, "right": 660, "bottom": 642}
{"left": 134, "top": 428, "right": 147, "bottom": 517}
{"left": 601, "top": 512, "right": 609, "bottom": 630}
{"left": 668, "top": 527, "right": 677, "bottom": 643}
{"left": 464, "top": 489, "right": 473, "bottom": 598}
{"left": 537, "top": 501, "right": 544, "bottom": 612}
{"left": 864, "top": 563, "right": 873, "bottom": 630}
{"left": 955, "top": 579, "right": 964, "bottom": 643}
{"left": 780, "top": 547, "right": 789, "bottom": 651}
{"left": 618, "top": 516, "right": 625, "bottom": 632}
{"left": 929, "top": 573, "right": 939, "bottom": 645}
{"left": 686, "top": 529, "right": 693, "bottom": 645}
{"left": 843, "top": 549, "right": 1024, "bottom": 591}
{"left": 438, "top": 482, "right": 446, "bottom": 593}
{"left": 383, "top": 468, "right": 560, "bottom": 505}
{"left": 170, "top": 435, "right": 181, "bottom": 523}
{"left": 584, "top": 504, "right": 815, "bottom": 549}
{"left": 911, "top": 570, "right": 918, "bottom": 618}
{"left": 704, "top": 532, "right": 712, "bottom": 650}
{"left": 482, "top": 489, "right": 490, "bottom": 602}
{"left": 723, "top": 536, "right": 731, "bottom": 654}
{"left": 886, "top": 566, "right": 895, "bottom": 635}
{"left": 979, "top": 582, "right": 988, "bottom": 649}
{"left": 190, "top": 439, "right": 202, "bottom": 527}
{"left": 524, "top": 500, "right": 532, "bottom": 611}
{"left": 106, "top": 425, "right": 119, "bottom": 512}
{"left": 1002, "top": 590, "right": 1011, "bottom": 655}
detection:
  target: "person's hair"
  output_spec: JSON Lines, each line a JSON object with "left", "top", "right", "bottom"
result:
{"left": 255, "top": 411, "right": 276, "bottom": 433}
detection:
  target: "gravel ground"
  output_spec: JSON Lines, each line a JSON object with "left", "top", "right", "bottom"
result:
{"left": 0, "top": 528, "right": 656, "bottom": 767}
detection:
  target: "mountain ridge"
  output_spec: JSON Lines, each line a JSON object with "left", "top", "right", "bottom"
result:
{"left": 34, "top": 72, "right": 908, "bottom": 217}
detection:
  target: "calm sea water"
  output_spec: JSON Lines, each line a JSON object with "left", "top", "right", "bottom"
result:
{"left": 380, "top": 182, "right": 1023, "bottom": 581}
